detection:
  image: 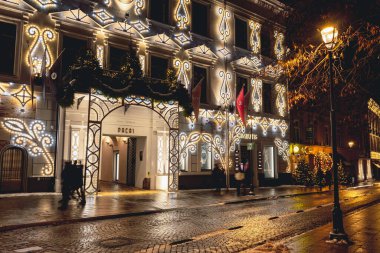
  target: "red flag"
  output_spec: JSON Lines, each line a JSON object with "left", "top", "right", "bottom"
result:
{"left": 192, "top": 77, "right": 204, "bottom": 121}
{"left": 236, "top": 87, "right": 245, "bottom": 125}
{"left": 244, "top": 86, "right": 253, "bottom": 120}
{"left": 47, "top": 49, "right": 65, "bottom": 93}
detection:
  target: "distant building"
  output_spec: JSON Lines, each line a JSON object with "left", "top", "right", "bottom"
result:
{"left": 289, "top": 98, "right": 380, "bottom": 183}
{"left": 0, "top": 0, "right": 289, "bottom": 193}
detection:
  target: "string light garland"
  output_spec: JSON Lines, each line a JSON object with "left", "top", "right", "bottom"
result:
{"left": 174, "top": 59, "right": 190, "bottom": 89}
{"left": 249, "top": 21, "right": 261, "bottom": 54}
{"left": 275, "top": 83, "right": 286, "bottom": 116}
{"left": 251, "top": 78, "right": 262, "bottom": 112}
{"left": 219, "top": 70, "right": 232, "bottom": 106}
{"left": 274, "top": 30, "right": 285, "bottom": 60}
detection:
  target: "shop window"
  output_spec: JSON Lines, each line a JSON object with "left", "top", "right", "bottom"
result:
{"left": 261, "top": 28, "right": 271, "bottom": 57}
{"left": 263, "top": 146, "right": 275, "bottom": 178}
{"left": 193, "top": 65, "right": 208, "bottom": 104}
{"left": 200, "top": 142, "right": 213, "bottom": 171}
{"left": 62, "top": 35, "right": 88, "bottom": 75}
{"left": 109, "top": 46, "right": 129, "bottom": 71}
{"left": 236, "top": 76, "right": 248, "bottom": 98}
{"left": 150, "top": 0, "right": 170, "bottom": 24}
{"left": 191, "top": 1, "right": 209, "bottom": 37}
{"left": 0, "top": 22, "right": 16, "bottom": 75}
{"left": 150, "top": 55, "right": 168, "bottom": 80}
{"left": 306, "top": 126, "right": 314, "bottom": 144}
{"left": 263, "top": 83, "right": 272, "bottom": 114}
{"left": 323, "top": 126, "right": 329, "bottom": 146}
{"left": 235, "top": 17, "right": 248, "bottom": 49}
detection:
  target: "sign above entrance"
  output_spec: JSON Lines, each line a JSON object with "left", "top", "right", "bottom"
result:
{"left": 247, "top": 143, "right": 255, "bottom": 150}
{"left": 118, "top": 127, "right": 135, "bottom": 134}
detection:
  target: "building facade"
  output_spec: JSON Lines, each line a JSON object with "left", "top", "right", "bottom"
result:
{"left": 289, "top": 98, "right": 380, "bottom": 183}
{"left": 0, "top": 0, "right": 289, "bottom": 193}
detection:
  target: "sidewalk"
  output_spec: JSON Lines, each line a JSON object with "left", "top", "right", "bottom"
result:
{"left": 283, "top": 203, "right": 380, "bottom": 252}
{"left": 0, "top": 184, "right": 373, "bottom": 231}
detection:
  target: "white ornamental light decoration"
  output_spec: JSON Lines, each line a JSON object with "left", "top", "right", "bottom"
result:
{"left": 174, "top": 59, "right": 190, "bottom": 89}
{"left": 249, "top": 21, "right": 261, "bottom": 54}
{"left": 274, "top": 31, "right": 285, "bottom": 60}
{"left": 218, "top": 7, "right": 231, "bottom": 41}
{"left": 275, "top": 83, "right": 286, "bottom": 117}
{"left": 219, "top": 70, "right": 232, "bottom": 106}
{"left": 134, "top": 0, "right": 145, "bottom": 15}
{"left": 1, "top": 118, "right": 55, "bottom": 176}
{"left": 26, "top": 25, "right": 55, "bottom": 75}
{"left": 175, "top": 0, "right": 190, "bottom": 29}
{"left": 251, "top": 78, "right": 262, "bottom": 112}
{"left": 274, "top": 138, "right": 290, "bottom": 172}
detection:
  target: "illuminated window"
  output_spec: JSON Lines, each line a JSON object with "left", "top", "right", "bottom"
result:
{"left": 261, "top": 27, "right": 271, "bottom": 57}
{"left": 235, "top": 17, "right": 248, "bottom": 49}
{"left": 0, "top": 22, "right": 16, "bottom": 75}
{"left": 150, "top": 0, "right": 170, "bottom": 24}
{"left": 109, "top": 46, "right": 129, "bottom": 71}
{"left": 236, "top": 76, "right": 248, "bottom": 98}
{"left": 263, "top": 146, "right": 276, "bottom": 179}
{"left": 193, "top": 65, "right": 208, "bottom": 104}
{"left": 263, "top": 83, "right": 272, "bottom": 114}
{"left": 191, "top": 1, "right": 209, "bottom": 37}
{"left": 62, "top": 35, "right": 88, "bottom": 74}
{"left": 150, "top": 55, "right": 168, "bottom": 80}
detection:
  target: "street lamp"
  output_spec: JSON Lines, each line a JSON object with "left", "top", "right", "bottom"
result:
{"left": 321, "top": 26, "right": 347, "bottom": 241}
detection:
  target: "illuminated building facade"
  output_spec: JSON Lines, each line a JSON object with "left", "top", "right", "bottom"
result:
{"left": 0, "top": 0, "right": 289, "bottom": 193}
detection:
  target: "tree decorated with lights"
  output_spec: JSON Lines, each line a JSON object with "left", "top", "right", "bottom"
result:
{"left": 337, "top": 160, "right": 350, "bottom": 185}
{"left": 293, "top": 159, "right": 314, "bottom": 186}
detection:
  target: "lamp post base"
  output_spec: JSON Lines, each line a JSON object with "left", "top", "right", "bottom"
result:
{"left": 329, "top": 232, "right": 348, "bottom": 241}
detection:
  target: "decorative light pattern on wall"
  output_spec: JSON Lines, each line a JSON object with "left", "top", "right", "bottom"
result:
{"left": 175, "top": 0, "right": 190, "bottom": 29}
{"left": 369, "top": 98, "right": 380, "bottom": 117}
{"left": 32, "top": 0, "right": 58, "bottom": 9}
{"left": 274, "top": 30, "right": 285, "bottom": 60}
{"left": 219, "top": 70, "right": 232, "bottom": 106}
{"left": 274, "top": 138, "right": 290, "bottom": 172}
{"left": 11, "top": 85, "right": 34, "bottom": 107}
{"left": 174, "top": 59, "right": 190, "bottom": 89}
{"left": 92, "top": 9, "right": 115, "bottom": 25}
{"left": 96, "top": 45, "right": 104, "bottom": 68}
{"left": 251, "top": 78, "right": 262, "bottom": 112}
{"left": 1, "top": 118, "right": 55, "bottom": 175}
{"left": 264, "top": 64, "right": 283, "bottom": 78}
{"left": 174, "top": 32, "right": 191, "bottom": 45}
{"left": 130, "top": 20, "right": 149, "bottom": 33}
{"left": 134, "top": 0, "right": 145, "bottom": 15}
{"left": 218, "top": 7, "right": 230, "bottom": 41}
{"left": 71, "top": 129, "right": 80, "bottom": 161}
{"left": 26, "top": 25, "right": 55, "bottom": 75}
{"left": 249, "top": 21, "right": 261, "bottom": 54}
{"left": 275, "top": 83, "right": 286, "bottom": 117}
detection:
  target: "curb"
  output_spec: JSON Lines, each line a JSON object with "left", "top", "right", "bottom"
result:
{"left": 0, "top": 184, "right": 376, "bottom": 232}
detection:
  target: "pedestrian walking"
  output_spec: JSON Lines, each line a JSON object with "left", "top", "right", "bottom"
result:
{"left": 212, "top": 163, "right": 224, "bottom": 191}
{"left": 59, "top": 161, "right": 72, "bottom": 210}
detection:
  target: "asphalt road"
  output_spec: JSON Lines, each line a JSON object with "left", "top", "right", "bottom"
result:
{"left": 1, "top": 186, "right": 379, "bottom": 253}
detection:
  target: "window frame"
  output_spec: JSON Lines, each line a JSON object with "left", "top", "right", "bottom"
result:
{"left": 191, "top": 0, "right": 210, "bottom": 38}
{"left": 149, "top": 54, "right": 170, "bottom": 80}
{"left": 234, "top": 15, "right": 249, "bottom": 50}
{"left": 260, "top": 26, "right": 272, "bottom": 58}
{"left": 192, "top": 64, "right": 209, "bottom": 105}
{"left": 60, "top": 32, "right": 90, "bottom": 76}
{"left": 149, "top": 0, "right": 171, "bottom": 25}
{"left": 107, "top": 43, "right": 131, "bottom": 71}
{"left": 0, "top": 18, "right": 21, "bottom": 80}
{"left": 263, "top": 145, "right": 277, "bottom": 179}
{"left": 262, "top": 82, "right": 273, "bottom": 114}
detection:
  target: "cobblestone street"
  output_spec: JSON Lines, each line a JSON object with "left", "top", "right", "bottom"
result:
{"left": 0, "top": 186, "right": 379, "bottom": 252}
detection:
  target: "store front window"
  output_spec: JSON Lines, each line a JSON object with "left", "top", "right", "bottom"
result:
{"left": 263, "top": 146, "right": 275, "bottom": 178}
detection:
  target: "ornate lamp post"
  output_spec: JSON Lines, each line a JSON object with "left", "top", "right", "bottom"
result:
{"left": 320, "top": 26, "right": 347, "bottom": 240}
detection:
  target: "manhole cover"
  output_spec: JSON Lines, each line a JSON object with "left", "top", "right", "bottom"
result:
{"left": 98, "top": 237, "right": 137, "bottom": 248}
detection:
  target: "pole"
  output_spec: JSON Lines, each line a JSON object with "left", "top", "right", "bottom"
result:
{"left": 248, "top": 118, "right": 255, "bottom": 195}
{"left": 225, "top": 109, "right": 230, "bottom": 190}
{"left": 328, "top": 51, "right": 347, "bottom": 240}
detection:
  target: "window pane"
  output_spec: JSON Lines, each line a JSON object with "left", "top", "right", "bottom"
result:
{"left": 62, "top": 36, "right": 87, "bottom": 74}
{"left": 200, "top": 143, "right": 212, "bottom": 170}
{"left": 0, "top": 22, "right": 16, "bottom": 75}
{"left": 193, "top": 66, "right": 208, "bottom": 104}
{"left": 263, "top": 83, "right": 272, "bottom": 114}
{"left": 150, "top": 56, "right": 168, "bottom": 80}
{"left": 109, "top": 46, "right": 129, "bottom": 71}
{"left": 235, "top": 18, "right": 247, "bottom": 49}
{"left": 150, "top": 0, "right": 169, "bottom": 24}
{"left": 261, "top": 28, "right": 271, "bottom": 57}
{"left": 263, "top": 146, "right": 275, "bottom": 178}
{"left": 191, "top": 1, "right": 208, "bottom": 37}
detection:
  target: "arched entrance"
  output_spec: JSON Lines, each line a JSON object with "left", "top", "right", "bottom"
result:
{"left": 84, "top": 91, "right": 179, "bottom": 194}
{"left": 0, "top": 145, "right": 28, "bottom": 193}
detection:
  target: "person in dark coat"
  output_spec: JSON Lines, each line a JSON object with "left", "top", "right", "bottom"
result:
{"left": 212, "top": 163, "right": 224, "bottom": 191}
{"left": 59, "top": 161, "right": 72, "bottom": 210}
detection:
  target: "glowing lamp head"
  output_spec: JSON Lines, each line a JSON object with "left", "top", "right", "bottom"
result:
{"left": 321, "top": 26, "right": 338, "bottom": 50}
{"left": 348, "top": 141, "right": 354, "bottom": 148}
{"left": 293, "top": 145, "right": 300, "bottom": 154}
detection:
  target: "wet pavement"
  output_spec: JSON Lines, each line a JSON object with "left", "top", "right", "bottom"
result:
{"left": 0, "top": 185, "right": 379, "bottom": 252}
{"left": 0, "top": 184, "right": 337, "bottom": 230}
{"left": 282, "top": 202, "right": 380, "bottom": 253}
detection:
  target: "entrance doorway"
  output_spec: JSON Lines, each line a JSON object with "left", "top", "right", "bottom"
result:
{"left": 240, "top": 145, "right": 253, "bottom": 185}
{"left": 0, "top": 146, "right": 27, "bottom": 193}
